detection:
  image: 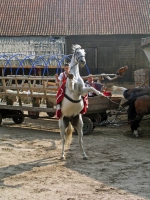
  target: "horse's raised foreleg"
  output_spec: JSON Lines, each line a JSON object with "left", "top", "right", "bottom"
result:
{"left": 73, "top": 114, "right": 88, "bottom": 160}
{"left": 59, "top": 118, "right": 66, "bottom": 159}
{"left": 80, "top": 87, "right": 104, "bottom": 97}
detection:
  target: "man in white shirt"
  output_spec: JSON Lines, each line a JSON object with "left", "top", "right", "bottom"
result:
{"left": 55, "top": 63, "right": 70, "bottom": 87}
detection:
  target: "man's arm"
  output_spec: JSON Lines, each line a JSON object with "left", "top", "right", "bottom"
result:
{"left": 103, "top": 74, "right": 120, "bottom": 81}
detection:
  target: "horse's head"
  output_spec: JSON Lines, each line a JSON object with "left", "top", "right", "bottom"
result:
{"left": 72, "top": 44, "right": 86, "bottom": 68}
{"left": 67, "top": 73, "right": 76, "bottom": 91}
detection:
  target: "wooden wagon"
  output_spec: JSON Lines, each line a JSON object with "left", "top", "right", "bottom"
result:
{"left": 0, "top": 65, "right": 122, "bottom": 134}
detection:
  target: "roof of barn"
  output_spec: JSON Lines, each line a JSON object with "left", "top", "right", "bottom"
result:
{"left": 0, "top": 0, "right": 149, "bottom": 36}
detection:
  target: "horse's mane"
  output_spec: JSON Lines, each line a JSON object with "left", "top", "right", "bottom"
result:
{"left": 72, "top": 44, "right": 81, "bottom": 52}
{"left": 72, "top": 44, "right": 85, "bottom": 55}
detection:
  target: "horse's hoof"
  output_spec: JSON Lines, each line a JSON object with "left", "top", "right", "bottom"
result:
{"left": 135, "top": 134, "right": 139, "bottom": 138}
{"left": 60, "top": 156, "right": 66, "bottom": 160}
{"left": 137, "top": 128, "right": 142, "bottom": 136}
{"left": 83, "top": 156, "right": 88, "bottom": 160}
{"left": 133, "top": 134, "right": 139, "bottom": 138}
{"left": 133, "top": 130, "right": 139, "bottom": 138}
{"left": 133, "top": 133, "right": 139, "bottom": 138}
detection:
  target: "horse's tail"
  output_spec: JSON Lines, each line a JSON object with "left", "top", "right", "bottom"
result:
{"left": 65, "top": 122, "right": 74, "bottom": 146}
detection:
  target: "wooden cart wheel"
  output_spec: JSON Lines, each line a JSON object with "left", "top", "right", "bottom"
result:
{"left": 91, "top": 114, "right": 101, "bottom": 130}
{"left": 82, "top": 116, "right": 93, "bottom": 135}
{"left": 12, "top": 111, "right": 25, "bottom": 124}
{"left": 28, "top": 111, "right": 39, "bottom": 119}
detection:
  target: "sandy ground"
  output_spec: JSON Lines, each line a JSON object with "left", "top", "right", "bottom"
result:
{"left": 0, "top": 113, "right": 150, "bottom": 200}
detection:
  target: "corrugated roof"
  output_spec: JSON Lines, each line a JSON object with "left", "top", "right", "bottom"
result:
{"left": 0, "top": 0, "right": 149, "bottom": 36}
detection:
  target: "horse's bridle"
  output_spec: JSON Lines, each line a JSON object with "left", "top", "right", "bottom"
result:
{"left": 70, "top": 48, "right": 85, "bottom": 70}
{"left": 64, "top": 93, "right": 81, "bottom": 103}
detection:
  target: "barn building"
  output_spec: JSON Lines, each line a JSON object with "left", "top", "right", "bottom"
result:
{"left": 0, "top": 0, "right": 149, "bottom": 84}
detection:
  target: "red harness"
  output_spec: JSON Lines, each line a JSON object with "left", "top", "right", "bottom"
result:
{"left": 62, "top": 72, "right": 67, "bottom": 83}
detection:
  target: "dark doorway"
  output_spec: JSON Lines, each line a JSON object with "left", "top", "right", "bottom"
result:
{"left": 79, "top": 47, "right": 98, "bottom": 76}
{"left": 98, "top": 47, "right": 115, "bottom": 74}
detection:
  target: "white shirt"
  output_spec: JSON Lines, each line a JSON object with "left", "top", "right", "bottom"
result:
{"left": 58, "top": 72, "right": 67, "bottom": 81}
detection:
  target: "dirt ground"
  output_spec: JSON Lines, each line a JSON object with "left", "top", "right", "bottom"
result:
{"left": 0, "top": 113, "right": 150, "bottom": 200}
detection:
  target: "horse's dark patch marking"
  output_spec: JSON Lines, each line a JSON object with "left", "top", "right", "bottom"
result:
{"left": 63, "top": 115, "right": 79, "bottom": 128}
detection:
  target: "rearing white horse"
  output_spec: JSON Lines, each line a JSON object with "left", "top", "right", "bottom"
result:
{"left": 59, "top": 44, "right": 104, "bottom": 159}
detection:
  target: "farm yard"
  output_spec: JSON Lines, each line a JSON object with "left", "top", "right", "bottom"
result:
{"left": 0, "top": 113, "right": 150, "bottom": 200}
{"left": 0, "top": 37, "right": 150, "bottom": 200}
{"left": 0, "top": 0, "right": 150, "bottom": 199}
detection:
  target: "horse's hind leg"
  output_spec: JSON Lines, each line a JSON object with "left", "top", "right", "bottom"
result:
{"left": 59, "top": 118, "right": 67, "bottom": 159}
{"left": 133, "top": 117, "right": 142, "bottom": 138}
{"left": 73, "top": 114, "right": 88, "bottom": 160}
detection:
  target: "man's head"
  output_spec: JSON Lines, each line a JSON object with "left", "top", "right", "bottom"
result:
{"left": 63, "top": 63, "right": 70, "bottom": 73}
{"left": 87, "top": 74, "right": 93, "bottom": 83}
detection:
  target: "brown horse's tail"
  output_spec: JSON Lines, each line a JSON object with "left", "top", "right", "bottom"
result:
{"left": 65, "top": 122, "right": 74, "bottom": 146}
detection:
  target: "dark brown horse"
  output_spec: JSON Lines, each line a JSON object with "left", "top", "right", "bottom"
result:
{"left": 121, "top": 87, "right": 150, "bottom": 137}
{"left": 112, "top": 86, "right": 150, "bottom": 137}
